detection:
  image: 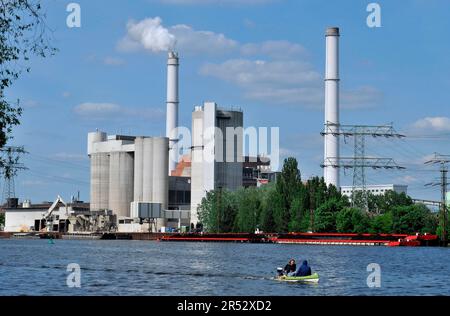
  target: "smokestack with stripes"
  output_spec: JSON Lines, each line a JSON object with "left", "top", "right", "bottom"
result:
{"left": 324, "top": 27, "right": 340, "bottom": 189}
{"left": 166, "top": 51, "right": 179, "bottom": 175}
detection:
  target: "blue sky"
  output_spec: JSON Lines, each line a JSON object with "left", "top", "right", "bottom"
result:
{"left": 5, "top": 0, "right": 450, "bottom": 203}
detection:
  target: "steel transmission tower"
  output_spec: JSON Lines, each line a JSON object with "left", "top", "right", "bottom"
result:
{"left": 425, "top": 153, "right": 450, "bottom": 246}
{"left": 321, "top": 124, "right": 405, "bottom": 211}
{"left": 0, "top": 146, "right": 28, "bottom": 205}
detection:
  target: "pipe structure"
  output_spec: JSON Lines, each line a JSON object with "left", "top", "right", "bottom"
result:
{"left": 324, "top": 27, "right": 340, "bottom": 189}
{"left": 166, "top": 51, "right": 179, "bottom": 175}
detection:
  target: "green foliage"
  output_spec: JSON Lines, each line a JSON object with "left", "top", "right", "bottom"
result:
{"left": 1, "top": 0, "right": 56, "bottom": 149}
{"left": 391, "top": 204, "right": 437, "bottom": 234}
{"left": 233, "top": 187, "right": 262, "bottom": 233}
{"left": 314, "top": 198, "right": 346, "bottom": 232}
{"left": 273, "top": 157, "right": 301, "bottom": 232}
{"left": 197, "top": 158, "right": 438, "bottom": 235}
{"left": 370, "top": 212, "right": 393, "bottom": 234}
{"left": 369, "top": 191, "right": 413, "bottom": 214}
{"left": 0, "top": 213, "right": 4, "bottom": 226}
{"left": 197, "top": 189, "right": 236, "bottom": 233}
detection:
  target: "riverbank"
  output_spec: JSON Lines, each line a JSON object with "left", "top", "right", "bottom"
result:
{"left": 1, "top": 231, "right": 440, "bottom": 247}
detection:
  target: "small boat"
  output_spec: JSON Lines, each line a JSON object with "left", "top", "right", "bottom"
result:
{"left": 274, "top": 268, "right": 319, "bottom": 283}
{"left": 275, "top": 273, "right": 320, "bottom": 283}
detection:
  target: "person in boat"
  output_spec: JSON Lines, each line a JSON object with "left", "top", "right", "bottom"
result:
{"left": 284, "top": 259, "right": 297, "bottom": 276}
{"left": 295, "top": 260, "right": 312, "bottom": 277}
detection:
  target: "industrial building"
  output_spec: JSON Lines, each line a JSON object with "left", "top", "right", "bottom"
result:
{"left": 341, "top": 184, "right": 408, "bottom": 199}
{"left": 243, "top": 156, "right": 278, "bottom": 188}
{"left": 190, "top": 102, "right": 244, "bottom": 225}
{"left": 2, "top": 198, "right": 91, "bottom": 233}
{"left": 1, "top": 27, "right": 418, "bottom": 234}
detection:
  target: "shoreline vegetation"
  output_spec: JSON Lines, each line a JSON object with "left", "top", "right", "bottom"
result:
{"left": 198, "top": 158, "right": 446, "bottom": 238}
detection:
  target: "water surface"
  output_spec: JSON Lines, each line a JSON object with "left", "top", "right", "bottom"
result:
{"left": 0, "top": 239, "right": 449, "bottom": 296}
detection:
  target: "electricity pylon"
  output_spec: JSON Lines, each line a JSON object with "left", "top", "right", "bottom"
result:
{"left": 0, "top": 146, "right": 28, "bottom": 206}
{"left": 322, "top": 124, "right": 405, "bottom": 211}
{"left": 425, "top": 153, "right": 450, "bottom": 246}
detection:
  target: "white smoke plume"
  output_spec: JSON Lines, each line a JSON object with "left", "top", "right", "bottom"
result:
{"left": 118, "top": 17, "right": 237, "bottom": 55}
{"left": 119, "top": 17, "right": 176, "bottom": 53}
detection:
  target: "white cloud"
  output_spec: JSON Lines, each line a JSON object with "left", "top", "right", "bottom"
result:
{"left": 170, "top": 24, "right": 238, "bottom": 55}
{"left": 200, "top": 59, "right": 323, "bottom": 106}
{"left": 200, "top": 59, "right": 320, "bottom": 87}
{"left": 241, "top": 41, "right": 307, "bottom": 59}
{"left": 73, "top": 102, "right": 164, "bottom": 121}
{"left": 200, "top": 59, "right": 382, "bottom": 108}
{"left": 412, "top": 117, "right": 450, "bottom": 132}
{"left": 118, "top": 17, "right": 237, "bottom": 55}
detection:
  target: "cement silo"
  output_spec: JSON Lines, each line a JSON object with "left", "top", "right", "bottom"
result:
{"left": 152, "top": 137, "right": 169, "bottom": 228}
{"left": 133, "top": 137, "right": 144, "bottom": 202}
{"left": 90, "top": 153, "right": 110, "bottom": 211}
{"left": 142, "top": 137, "right": 154, "bottom": 202}
{"left": 324, "top": 27, "right": 340, "bottom": 189}
{"left": 108, "top": 151, "right": 134, "bottom": 217}
{"left": 88, "top": 131, "right": 109, "bottom": 211}
{"left": 133, "top": 137, "right": 169, "bottom": 229}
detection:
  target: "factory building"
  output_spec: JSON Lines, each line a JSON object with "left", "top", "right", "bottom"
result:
{"left": 2, "top": 200, "right": 90, "bottom": 233}
{"left": 243, "top": 156, "right": 278, "bottom": 188}
{"left": 341, "top": 184, "right": 408, "bottom": 199}
{"left": 190, "top": 102, "right": 244, "bottom": 225}
{"left": 88, "top": 132, "right": 170, "bottom": 231}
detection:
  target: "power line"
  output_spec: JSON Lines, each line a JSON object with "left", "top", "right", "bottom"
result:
{"left": 0, "top": 146, "right": 28, "bottom": 204}
{"left": 322, "top": 123, "right": 404, "bottom": 211}
{"left": 424, "top": 153, "right": 449, "bottom": 246}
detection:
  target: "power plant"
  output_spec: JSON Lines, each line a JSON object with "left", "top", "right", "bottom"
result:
{"left": 1, "top": 27, "right": 416, "bottom": 235}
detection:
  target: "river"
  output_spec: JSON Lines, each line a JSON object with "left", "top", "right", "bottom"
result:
{"left": 0, "top": 239, "right": 449, "bottom": 296}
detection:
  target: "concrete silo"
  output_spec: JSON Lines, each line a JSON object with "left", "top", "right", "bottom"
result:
{"left": 88, "top": 131, "right": 109, "bottom": 211}
{"left": 108, "top": 151, "right": 134, "bottom": 218}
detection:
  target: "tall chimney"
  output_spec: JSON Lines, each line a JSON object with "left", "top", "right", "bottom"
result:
{"left": 324, "top": 27, "right": 340, "bottom": 189}
{"left": 166, "top": 51, "right": 179, "bottom": 175}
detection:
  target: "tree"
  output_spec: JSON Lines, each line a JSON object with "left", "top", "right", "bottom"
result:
{"left": 336, "top": 208, "right": 354, "bottom": 233}
{"left": 273, "top": 157, "right": 302, "bottom": 232}
{"left": 369, "top": 191, "right": 413, "bottom": 214}
{"left": 234, "top": 187, "right": 262, "bottom": 233}
{"left": 260, "top": 186, "right": 279, "bottom": 233}
{"left": 370, "top": 212, "right": 393, "bottom": 234}
{"left": 391, "top": 204, "right": 437, "bottom": 234}
{"left": 288, "top": 184, "right": 308, "bottom": 232}
{"left": 336, "top": 207, "right": 371, "bottom": 233}
{"left": 0, "top": 212, "right": 4, "bottom": 227}
{"left": 197, "top": 189, "right": 236, "bottom": 233}
{"left": 314, "top": 198, "right": 346, "bottom": 232}
{"left": 1, "top": 0, "right": 56, "bottom": 150}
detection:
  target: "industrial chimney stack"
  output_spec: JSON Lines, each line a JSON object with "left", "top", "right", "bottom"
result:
{"left": 324, "top": 27, "right": 340, "bottom": 189}
{"left": 166, "top": 51, "right": 179, "bottom": 175}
